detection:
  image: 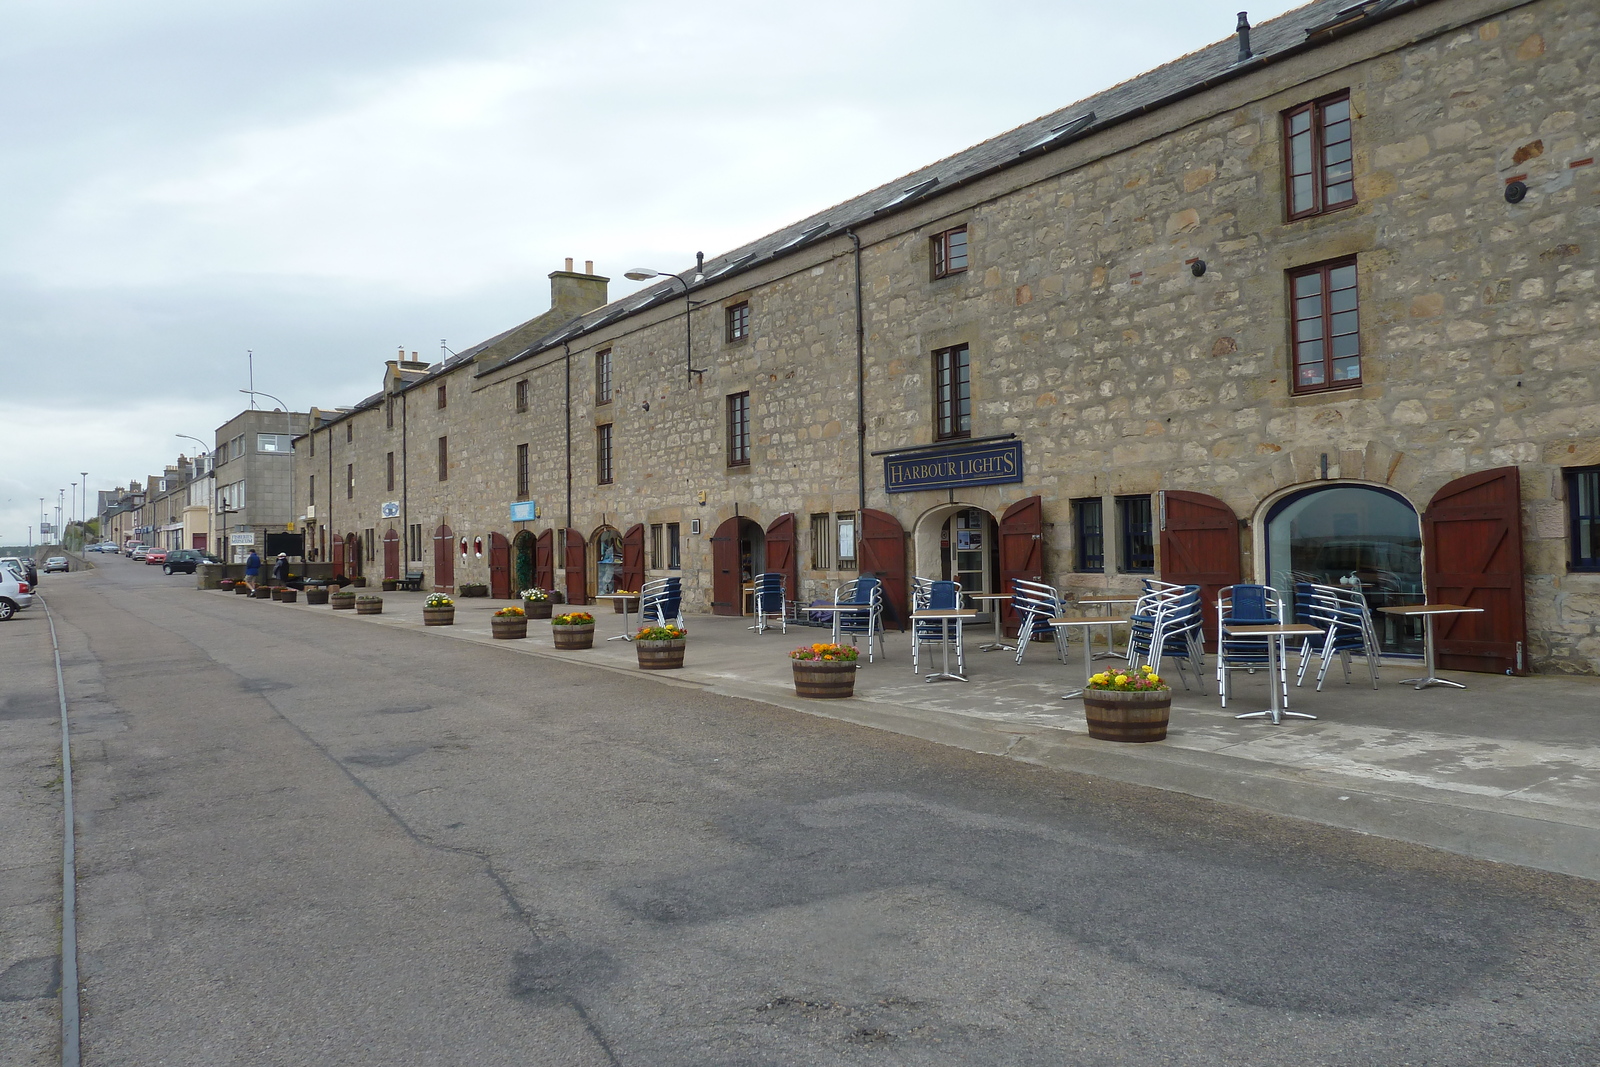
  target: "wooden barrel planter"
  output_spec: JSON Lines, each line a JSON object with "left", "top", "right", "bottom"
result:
{"left": 234, "top": 583, "right": 251, "bottom": 595}
{"left": 523, "top": 599, "right": 552, "bottom": 620}
{"left": 423, "top": 607, "right": 455, "bottom": 626}
{"left": 356, "top": 597, "right": 383, "bottom": 615}
{"left": 279, "top": 589, "right": 298, "bottom": 604}
{"left": 381, "top": 579, "right": 398, "bottom": 592}
{"left": 1082, "top": 689, "right": 1171, "bottom": 743}
{"left": 330, "top": 593, "right": 357, "bottom": 611}
{"left": 491, "top": 616, "right": 528, "bottom": 640}
{"left": 635, "top": 638, "right": 686, "bottom": 670}
{"left": 305, "top": 587, "right": 329, "bottom": 606}
{"left": 792, "top": 660, "right": 857, "bottom": 699}
{"left": 270, "top": 587, "right": 286, "bottom": 601}
{"left": 551, "top": 623, "right": 595, "bottom": 650}
{"left": 350, "top": 576, "right": 368, "bottom": 588}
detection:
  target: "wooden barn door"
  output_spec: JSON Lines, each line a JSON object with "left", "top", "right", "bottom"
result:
{"left": 1159, "top": 490, "right": 1242, "bottom": 651}
{"left": 859, "top": 509, "right": 908, "bottom": 630}
{"left": 563, "top": 528, "right": 587, "bottom": 605}
{"left": 345, "top": 533, "right": 362, "bottom": 578}
{"left": 710, "top": 517, "right": 741, "bottom": 616}
{"left": 383, "top": 528, "right": 400, "bottom": 580}
{"left": 620, "top": 524, "right": 645, "bottom": 593}
{"left": 534, "top": 529, "right": 554, "bottom": 592}
{"left": 488, "top": 532, "right": 512, "bottom": 599}
{"left": 331, "top": 533, "right": 346, "bottom": 579}
{"left": 1423, "top": 466, "right": 1528, "bottom": 674}
{"left": 432, "top": 525, "right": 455, "bottom": 591}
{"left": 998, "top": 496, "right": 1044, "bottom": 636}
{"left": 765, "top": 513, "right": 799, "bottom": 603}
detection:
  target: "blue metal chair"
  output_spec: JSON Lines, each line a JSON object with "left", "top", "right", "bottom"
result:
{"left": 1295, "top": 583, "right": 1381, "bottom": 691}
{"left": 751, "top": 572, "right": 787, "bottom": 635}
{"left": 1216, "top": 584, "right": 1288, "bottom": 709}
{"left": 639, "top": 576, "right": 682, "bottom": 628}
{"left": 912, "top": 579, "right": 964, "bottom": 676}
{"left": 1129, "top": 585, "right": 1206, "bottom": 692}
{"left": 1010, "top": 579, "right": 1068, "bottom": 665}
{"left": 834, "top": 576, "right": 885, "bottom": 662}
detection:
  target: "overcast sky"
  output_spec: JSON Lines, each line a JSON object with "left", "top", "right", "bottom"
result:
{"left": 0, "top": 0, "right": 1309, "bottom": 545}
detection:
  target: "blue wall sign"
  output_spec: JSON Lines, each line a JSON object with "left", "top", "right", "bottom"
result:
{"left": 884, "top": 440, "right": 1024, "bottom": 494}
{"left": 509, "top": 500, "right": 539, "bottom": 522}
{"left": 380, "top": 501, "right": 400, "bottom": 518}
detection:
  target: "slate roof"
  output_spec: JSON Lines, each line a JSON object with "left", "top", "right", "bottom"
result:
{"left": 470, "top": 0, "right": 1435, "bottom": 374}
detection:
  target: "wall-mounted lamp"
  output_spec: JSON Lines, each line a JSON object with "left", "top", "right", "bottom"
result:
{"left": 625, "top": 254, "right": 706, "bottom": 384}
{"left": 1504, "top": 180, "right": 1528, "bottom": 204}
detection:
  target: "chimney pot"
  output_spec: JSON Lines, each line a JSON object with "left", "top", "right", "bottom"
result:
{"left": 1236, "top": 12, "right": 1253, "bottom": 62}
{"left": 565, "top": 257, "right": 574, "bottom": 272}
{"left": 585, "top": 260, "right": 594, "bottom": 274}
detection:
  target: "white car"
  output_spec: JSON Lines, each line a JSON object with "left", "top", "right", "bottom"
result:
{"left": 0, "top": 568, "right": 33, "bottom": 620}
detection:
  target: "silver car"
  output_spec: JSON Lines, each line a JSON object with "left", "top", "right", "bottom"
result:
{"left": 0, "top": 568, "right": 33, "bottom": 620}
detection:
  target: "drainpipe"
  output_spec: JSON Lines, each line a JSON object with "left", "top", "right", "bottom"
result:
{"left": 326, "top": 420, "right": 334, "bottom": 561}
{"left": 401, "top": 392, "right": 409, "bottom": 566}
{"left": 847, "top": 230, "right": 866, "bottom": 512}
{"left": 564, "top": 341, "right": 573, "bottom": 529}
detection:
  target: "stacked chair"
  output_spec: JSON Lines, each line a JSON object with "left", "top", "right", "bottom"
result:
{"left": 638, "top": 576, "right": 683, "bottom": 628}
{"left": 750, "top": 572, "right": 788, "bottom": 635}
{"left": 1293, "top": 583, "right": 1382, "bottom": 691}
{"left": 911, "top": 579, "right": 964, "bottom": 676}
{"left": 1010, "top": 579, "right": 1069, "bottom": 665}
{"left": 834, "top": 576, "right": 886, "bottom": 662}
{"left": 1215, "top": 584, "right": 1290, "bottom": 709}
{"left": 1126, "top": 581, "right": 1207, "bottom": 692}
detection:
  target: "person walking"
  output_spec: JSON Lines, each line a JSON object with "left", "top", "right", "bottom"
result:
{"left": 272, "top": 553, "right": 290, "bottom": 586}
{"left": 245, "top": 548, "right": 262, "bottom": 591}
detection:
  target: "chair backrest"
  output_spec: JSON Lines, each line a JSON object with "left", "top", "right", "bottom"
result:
{"left": 927, "top": 579, "right": 960, "bottom": 611}
{"left": 753, "top": 572, "right": 786, "bottom": 612}
{"left": 850, "top": 576, "right": 880, "bottom": 605}
{"left": 1010, "top": 578, "right": 1059, "bottom": 616}
{"left": 641, "top": 576, "right": 681, "bottom": 623}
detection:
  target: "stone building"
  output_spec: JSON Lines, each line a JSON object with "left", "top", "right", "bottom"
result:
{"left": 296, "top": 0, "right": 1600, "bottom": 675}
{"left": 213, "top": 408, "right": 315, "bottom": 561}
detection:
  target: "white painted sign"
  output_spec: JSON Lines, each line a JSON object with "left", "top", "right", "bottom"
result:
{"left": 229, "top": 532, "right": 257, "bottom": 546}
{"left": 381, "top": 501, "right": 401, "bottom": 518}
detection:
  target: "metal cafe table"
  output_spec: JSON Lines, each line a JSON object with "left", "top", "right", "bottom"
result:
{"left": 1049, "top": 615, "right": 1131, "bottom": 700}
{"left": 1377, "top": 603, "right": 1485, "bottom": 689}
{"left": 592, "top": 593, "right": 641, "bottom": 641}
{"left": 1221, "top": 622, "right": 1324, "bottom": 725}
{"left": 911, "top": 608, "right": 977, "bottom": 683}
{"left": 964, "top": 593, "right": 1016, "bottom": 652}
{"left": 1074, "top": 595, "right": 1140, "bottom": 659}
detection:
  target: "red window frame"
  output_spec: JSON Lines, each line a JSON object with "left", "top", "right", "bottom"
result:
{"left": 1283, "top": 91, "right": 1355, "bottom": 220}
{"left": 725, "top": 303, "right": 750, "bottom": 342}
{"left": 933, "top": 343, "right": 971, "bottom": 440}
{"left": 932, "top": 226, "right": 968, "bottom": 279}
{"left": 1290, "top": 258, "right": 1362, "bottom": 394}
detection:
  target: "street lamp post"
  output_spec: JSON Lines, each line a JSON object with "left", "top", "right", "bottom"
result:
{"left": 625, "top": 254, "right": 706, "bottom": 385}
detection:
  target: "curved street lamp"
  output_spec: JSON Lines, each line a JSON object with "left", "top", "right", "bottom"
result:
{"left": 625, "top": 254, "right": 705, "bottom": 385}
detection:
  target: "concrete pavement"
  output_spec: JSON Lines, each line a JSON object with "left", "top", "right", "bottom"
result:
{"left": 249, "top": 586, "right": 1600, "bottom": 881}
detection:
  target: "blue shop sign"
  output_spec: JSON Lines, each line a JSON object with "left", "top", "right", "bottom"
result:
{"left": 509, "top": 500, "right": 539, "bottom": 522}
{"left": 885, "top": 440, "right": 1024, "bottom": 494}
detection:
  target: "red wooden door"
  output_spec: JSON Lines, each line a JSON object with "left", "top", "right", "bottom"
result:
{"left": 710, "top": 517, "right": 741, "bottom": 615}
{"left": 765, "top": 513, "right": 799, "bottom": 604}
{"left": 193, "top": 533, "right": 207, "bottom": 551}
{"left": 433, "top": 524, "right": 454, "bottom": 591}
{"left": 620, "top": 524, "right": 645, "bottom": 592}
{"left": 1423, "top": 466, "right": 1527, "bottom": 674}
{"left": 859, "top": 508, "right": 907, "bottom": 630}
{"left": 1158, "top": 490, "right": 1241, "bottom": 651}
{"left": 534, "top": 529, "right": 554, "bottom": 592}
{"left": 998, "top": 496, "right": 1044, "bottom": 636}
{"left": 488, "top": 532, "right": 511, "bottom": 599}
{"left": 345, "top": 533, "right": 362, "bottom": 578}
{"left": 332, "top": 534, "right": 346, "bottom": 579}
{"left": 383, "top": 528, "right": 400, "bottom": 580}
{"left": 563, "top": 528, "right": 587, "bottom": 605}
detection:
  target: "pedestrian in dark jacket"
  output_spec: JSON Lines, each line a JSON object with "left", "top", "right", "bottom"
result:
{"left": 273, "top": 553, "right": 290, "bottom": 584}
{"left": 245, "top": 549, "right": 262, "bottom": 591}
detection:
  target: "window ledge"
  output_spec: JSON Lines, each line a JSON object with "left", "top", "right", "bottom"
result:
{"left": 1285, "top": 382, "right": 1375, "bottom": 405}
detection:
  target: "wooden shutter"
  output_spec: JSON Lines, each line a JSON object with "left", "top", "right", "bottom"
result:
{"left": 998, "top": 496, "right": 1044, "bottom": 636}
{"left": 1423, "top": 466, "right": 1527, "bottom": 674}
{"left": 859, "top": 509, "right": 908, "bottom": 630}
{"left": 620, "top": 524, "right": 646, "bottom": 592}
{"left": 1158, "top": 490, "right": 1241, "bottom": 650}
{"left": 534, "top": 529, "right": 554, "bottom": 592}
{"left": 488, "top": 532, "right": 512, "bottom": 599}
{"left": 563, "top": 528, "right": 587, "bottom": 605}
{"left": 345, "top": 533, "right": 362, "bottom": 578}
{"left": 383, "top": 528, "right": 400, "bottom": 580}
{"left": 710, "top": 517, "right": 741, "bottom": 615}
{"left": 765, "top": 513, "right": 799, "bottom": 604}
{"left": 433, "top": 524, "right": 454, "bottom": 591}
{"left": 332, "top": 534, "right": 346, "bottom": 579}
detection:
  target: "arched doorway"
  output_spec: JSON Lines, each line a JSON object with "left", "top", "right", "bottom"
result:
{"left": 345, "top": 532, "right": 361, "bottom": 578}
{"left": 383, "top": 528, "right": 400, "bottom": 580}
{"left": 512, "top": 530, "right": 535, "bottom": 593}
{"left": 710, "top": 517, "right": 765, "bottom": 615}
{"left": 534, "top": 529, "right": 554, "bottom": 592}
{"left": 1263, "top": 484, "right": 1422, "bottom": 656}
{"left": 592, "top": 526, "right": 623, "bottom": 597}
{"left": 912, "top": 504, "right": 1000, "bottom": 594}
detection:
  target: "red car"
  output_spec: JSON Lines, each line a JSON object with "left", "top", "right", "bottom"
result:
{"left": 144, "top": 549, "right": 169, "bottom": 566}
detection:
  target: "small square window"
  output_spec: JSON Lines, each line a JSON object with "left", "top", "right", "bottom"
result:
{"left": 1073, "top": 498, "right": 1104, "bottom": 573}
{"left": 1116, "top": 496, "right": 1154, "bottom": 573}
{"left": 932, "top": 226, "right": 968, "bottom": 279}
{"left": 437, "top": 384, "right": 447, "bottom": 410}
{"left": 1284, "top": 91, "right": 1356, "bottom": 220}
{"left": 595, "top": 350, "right": 612, "bottom": 405}
{"left": 515, "top": 379, "right": 528, "bottom": 413}
{"left": 1567, "top": 467, "right": 1600, "bottom": 571}
{"left": 726, "top": 392, "right": 750, "bottom": 466}
{"left": 726, "top": 302, "right": 750, "bottom": 342}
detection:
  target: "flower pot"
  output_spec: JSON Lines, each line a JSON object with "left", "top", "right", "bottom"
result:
{"left": 279, "top": 589, "right": 298, "bottom": 604}
{"left": 635, "top": 638, "right": 686, "bottom": 670}
{"left": 1082, "top": 689, "right": 1171, "bottom": 743}
{"left": 235, "top": 582, "right": 252, "bottom": 595}
{"left": 423, "top": 606, "right": 455, "bottom": 626}
{"left": 381, "top": 579, "right": 398, "bottom": 592}
{"left": 523, "top": 599, "right": 551, "bottom": 619}
{"left": 255, "top": 586, "right": 275, "bottom": 600}
{"left": 552, "top": 623, "right": 595, "bottom": 650}
{"left": 491, "top": 616, "right": 528, "bottom": 640}
{"left": 792, "top": 659, "right": 857, "bottom": 699}
{"left": 351, "top": 576, "right": 368, "bottom": 588}
{"left": 356, "top": 598, "right": 383, "bottom": 615}
{"left": 270, "top": 587, "right": 285, "bottom": 601}
{"left": 330, "top": 594, "right": 356, "bottom": 611}
{"left": 305, "top": 587, "right": 329, "bottom": 606}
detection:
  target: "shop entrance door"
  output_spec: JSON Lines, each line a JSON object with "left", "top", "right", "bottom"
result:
{"left": 383, "top": 528, "right": 400, "bottom": 580}
{"left": 432, "top": 524, "right": 454, "bottom": 591}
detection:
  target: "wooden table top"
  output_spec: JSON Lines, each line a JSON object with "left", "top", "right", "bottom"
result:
{"left": 1076, "top": 595, "right": 1140, "bottom": 604}
{"left": 1377, "top": 603, "right": 1484, "bottom": 616}
{"left": 911, "top": 609, "right": 978, "bottom": 618}
{"left": 1223, "top": 622, "right": 1325, "bottom": 636}
{"left": 1048, "top": 615, "right": 1131, "bottom": 626}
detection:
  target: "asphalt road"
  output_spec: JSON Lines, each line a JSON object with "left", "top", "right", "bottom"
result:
{"left": 12, "top": 555, "right": 1600, "bottom": 1065}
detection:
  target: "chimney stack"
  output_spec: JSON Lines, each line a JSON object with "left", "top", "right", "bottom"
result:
{"left": 1236, "top": 12, "right": 1253, "bottom": 63}
{"left": 549, "top": 258, "right": 609, "bottom": 318}
{"left": 585, "top": 260, "right": 594, "bottom": 274}
{"left": 565, "top": 257, "right": 574, "bottom": 271}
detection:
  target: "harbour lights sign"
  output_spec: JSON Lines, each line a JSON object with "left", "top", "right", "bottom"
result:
{"left": 884, "top": 439, "right": 1024, "bottom": 494}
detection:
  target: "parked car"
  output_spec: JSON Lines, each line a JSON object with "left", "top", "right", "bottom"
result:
{"left": 124, "top": 542, "right": 145, "bottom": 558}
{"left": 144, "top": 549, "right": 168, "bottom": 566}
{"left": 0, "top": 557, "right": 23, "bottom": 581}
{"left": 130, "top": 546, "right": 150, "bottom": 561}
{"left": 44, "top": 556, "right": 70, "bottom": 573}
{"left": 0, "top": 568, "right": 32, "bottom": 620}
{"left": 163, "top": 549, "right": 218, "bottom": 575}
